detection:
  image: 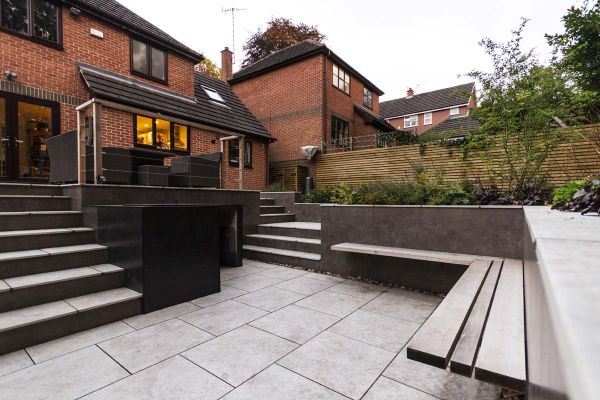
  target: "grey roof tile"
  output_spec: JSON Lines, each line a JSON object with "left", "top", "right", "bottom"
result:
{"left": 426, "top": 115, "right": 481, "bottom": 138}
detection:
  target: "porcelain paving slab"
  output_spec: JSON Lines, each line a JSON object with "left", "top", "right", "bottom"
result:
{"left": 363, "top": 376, "right": 437, "bottom": 400}
{"left": 295, "top": 290, "right": 370, "bottom": 318}
{"left": 303, "top": 273, "right": 346, "bottom": 283}
{"left": 0, "top": 301, "right": 76, "bottom": 333}
{"left": 327, "top": 280, "right": 387, "bottom": 301}
{"left": 40, "top": 244, "right": 106, "bottom": 255}
{"left": 224, "top": 274, "right": 284, "bottom": 292}
{"left": 259, "top": 222, "right": 321, "bottom": 230}
{"left": 362, "top": 289, "right": 441, "bottom": 323}
{"left": 259, "top": 267, "right": 310, "bottom": 280}
{"left": 191, "top": 286, "right": 248, "bottom": 308}
{"left": 65, "top": 288, "right": 141, "bottom": 311}
{"left": 82, "top": 355, "right": 233, "bottom": 400}
{"left": 221, "top": 271, "right": 235, "bottom": 281}
{"left": 0, "top": 280, "right": 8, "bottom": 293}
{"left": 0, "top": 228, "right": 71, "bottom": 237}
{"left": 27, "top": 321, "right": 134, "bottom": 364}
{"left": 383, "top": 349, "right": 501, "bottom": 399}
{"left": 124, "top": 302, "right": 199, "bottom": 330}
{"left": 235, "top": 287, "right": 306, "bottom": 312}
{"left": 250, "top": 305, "right": 339, "bottom": 345}
{"left": 275, "top": 276, "right": 337, "bottom": 295}
{"left": 98, "top": 319, "right": 213, "bottom": 373}
{"left": 221, "top": 266, "right": 266, "bottom": 277}
{"left": 0, "top": 346, "right": 128, "bottom": 400}
{"left": 182, "top": 325, "right": 297, "bottom": 387}
{"left": 180, "top": 300, "right": 267, "bottom": 335}
{"left": 221, "top": 364, "right": 346, "bottom": 400}
{"left": 279, "top": 331, "right": 395, "bottom": 400}
{"left": 0, "top": 350, "right": 33, "bottom": 377}
{"left": 5, "top": 267, "right": 101, "bottom": 289}
{"left": 90, "top": 264, "right": 123, "bottom": 274}
{"left": 244, "top": 245, "right": 321, "bottom": 261}
{"left": 0, "top": 249, "right": 47, "bottom": 262}
{"left": 329, "top": 310, "right": 420, "bottom": 352}
{"left": 245, "top": 260, "right": 293, "bottom": 270}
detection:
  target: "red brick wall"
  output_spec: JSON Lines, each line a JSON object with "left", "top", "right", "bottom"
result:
{"left": 386, "top": 104, "right": 473, "bottom": 135}
{"left": 0, "top": 7, "right": 196, "bottom": 101}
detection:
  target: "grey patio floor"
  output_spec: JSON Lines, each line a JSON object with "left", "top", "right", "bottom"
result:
{"left": 0, "top": 260, "right": 501, "bottom": 400}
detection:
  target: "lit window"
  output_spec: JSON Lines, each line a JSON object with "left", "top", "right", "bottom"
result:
{"left": 202, "top": 86, "right": 226, "bottom": 105}
{"left": 1, "top": 0, "right": 60, "bottom": 44}
{"left": 229, "top": 140, "right": 252, "bottom": 167}
{"left": 333, "top": 64, "right": 350, "bottom": 95}
{"left": 331, "top": 116, "right": 349, "bottom": 147}
{"left": 131, "top": 39, "right": 167, "bottom": 82}
{"left": 404, "top": 115, "right": 418, "bottom": 128}
{"left": 363, "top": 88, "right": 373, "bottom": 109}
{"left": 450, "top": 107, "right": 460, "bottom": 115}
{"left": 134, "top": 115, "right": 189, "bottom": 152}
{"left": 424, "top": 112, "right": 433, "bottom": 125}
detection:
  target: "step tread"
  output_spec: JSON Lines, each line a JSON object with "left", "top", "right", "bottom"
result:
{"left": 0, "top": 244, "right": 107, "bottom": 262}
{"left": 0, "top": 287, "right": 141, "bottom": 333}
{"left": 0, "top": 227, "right": 93, "bottom": 238}
{"left": 65, "top": 288, "right": 142, "bottom": 312}
{"left": 260, "top": 213, "right": 295, "bottom": 217}
{"left": 3, "top": 264, "right": 123, "bottom": 290}
{"left": 0, "top": 195, "right": 69, "bottom": 199}
{"left": 243, "top": 245, "right": 321, "bottom": 261}
{"left": 259, "top": 222, "right": 321, "bottom": 231}
{"left": 0, "top": 280, "right": 8, "bottom": 293}
{"left": 0, "top": 211, "right": 81, "bottom": 216}
{"left": 246, "top": 234, "right": 321, "bottom": 245}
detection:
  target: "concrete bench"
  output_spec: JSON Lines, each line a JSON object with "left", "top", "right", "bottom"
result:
{"left": 331, "top": 242, "right": 526, "bottom": 392}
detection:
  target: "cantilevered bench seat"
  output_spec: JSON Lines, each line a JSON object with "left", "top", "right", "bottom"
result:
{"left": 331, "top": 242, "right": 526, "bottom": 392}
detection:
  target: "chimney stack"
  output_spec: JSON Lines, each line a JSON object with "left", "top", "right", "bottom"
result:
{"left": 221, "top": 47, "right": 233, "bottom": 82}
{"left": 407, "top": 88, "right": 414, "bottom": 97}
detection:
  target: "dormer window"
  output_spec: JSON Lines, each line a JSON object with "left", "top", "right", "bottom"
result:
{"left": 131, "top": 38, "right": 167, "bottom": 82}
{"left": 202, "top": 86, "right": 226, "bottom": 106}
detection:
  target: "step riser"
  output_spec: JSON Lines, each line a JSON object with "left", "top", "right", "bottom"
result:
{"left": 260, "top": 199, "right": 275, "bottom": 206}
{"left": 0, "top": 249, "right": 109, "bottom": 279}
{"left": 0, "top": 272, "right": 125, "bottom": 313}
{"left": 258, "top": 226, "right": 321, "bottom": 240}
{"left": 0, "top": 231, "right": 95, "bottom": 253}
{"left": 0, "top": 214, "right": 82, "bottom": 232}
{"left": 0, "top": 198, "right": 71, "bottom": 212}
{"left": 245, "top": 236, "right": 320, "bottom": 253}
{"left": 259, "top": 214, "right": 296, "bottom": 224}
{"left": 260, "top": 206, "right": 286, "bottom": 214}
{"left": 243, "top": 249, "right": 320, "bottom": 270}
{"left": 0, "top": 298, "right": 141, "bottom": 356}
{"left": 0, "top": 185, "right": 63, "bottom": 196}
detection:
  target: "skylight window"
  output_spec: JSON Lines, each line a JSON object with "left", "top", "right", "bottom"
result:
{"left": 202, "top": 86, "right": 226, "bottom": 104}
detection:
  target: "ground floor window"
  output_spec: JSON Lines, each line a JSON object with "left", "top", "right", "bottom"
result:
{"left": 228, "top": 139, "right": 252, "bottom": 167}
{"left": 331, "top": 116, "right": 349, "bottom": 147}
{"left": 134, "top": 114, "right": 190, "bottom": 153}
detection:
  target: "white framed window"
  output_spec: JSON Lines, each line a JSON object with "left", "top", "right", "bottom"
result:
{"left": 450, "top": 107, "right": 460, "bottom": 115}
{"left": 424, "top": 112, "right": 433, "bottom": 125}
{"left": 404, "top": 115, "right": 418, "bottom": 128}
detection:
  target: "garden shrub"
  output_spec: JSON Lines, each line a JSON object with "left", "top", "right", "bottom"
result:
{"left": 552, "top": 179, "right": 587, "bottom": 206}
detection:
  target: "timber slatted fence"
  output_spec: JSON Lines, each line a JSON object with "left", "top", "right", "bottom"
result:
{"left": 315, "top": 124, "right": 600, "bottom": 188}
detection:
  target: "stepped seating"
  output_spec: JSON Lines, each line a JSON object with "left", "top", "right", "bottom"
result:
{"left": 0, "top": 184, "right": 142, "bottom": 355}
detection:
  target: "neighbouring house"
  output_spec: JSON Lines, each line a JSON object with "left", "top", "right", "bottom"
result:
{"left": 380, "top": 83, "right": 477, "bottom": 135}
{"left": 225, "top": 40, "right": 395, "bottom": 183}
{"left": 0, "top": 0, "right": 271, "bottom": 189}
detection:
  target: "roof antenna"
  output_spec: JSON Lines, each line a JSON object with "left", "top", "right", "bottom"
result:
{"left": 222, "top": 7, "right": 247, "bottom": 65}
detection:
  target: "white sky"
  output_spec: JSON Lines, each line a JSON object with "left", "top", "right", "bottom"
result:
{"left": 118, "top": 0, "right": 577, "bottom": 101}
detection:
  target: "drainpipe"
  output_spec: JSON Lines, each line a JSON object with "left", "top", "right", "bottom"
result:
{"left": 321, "top": 52, "right": 330, "bottom": 153}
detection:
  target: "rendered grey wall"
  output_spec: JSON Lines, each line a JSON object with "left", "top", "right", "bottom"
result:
{"left": 294, "top": 203, "right": 322, "bottom": 222}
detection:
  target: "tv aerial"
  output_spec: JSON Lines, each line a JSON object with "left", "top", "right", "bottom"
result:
{"left": 222, "top": 7, "right": 247, "bottom": 65}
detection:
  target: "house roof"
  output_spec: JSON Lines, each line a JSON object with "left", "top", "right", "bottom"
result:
{"left": 229, "top": 40, "right": 385, "bottom": 95}
{"left": 65, "top": 0, "right": 202, "bottom": 62}
{"left": 426, "top": 114, "right": 480, "bottom": 138}
{"left": 380, "top": 83, "right": 475, "bottom": 120}
{"left": 353, "top": 105, "right": 396, "bottom": 132}
{"left": 78, "top": 63, "right": 272, "bottom": 140}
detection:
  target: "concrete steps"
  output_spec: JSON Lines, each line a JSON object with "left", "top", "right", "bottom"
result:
{"left": 0, "top": 183, "right": 63, "bottom": 196}
{"left": 245, "top": 234, "right": 321, "bottom": 253}
{"left": 259, "top": 213, "right": 296, "bottom": 224}
{"left": 0, "top": 227, "right": 95, "bottom": 252}
{"left": 257, "top": 222, "right": 322, "bottom": 240}
{"left": 0, "top": 211, "right": 83, "bottom": 232}
{"left": 260, "top": 205, "right": 285, "bottom": 214}
{"left": 0, "top": 195, "right": 71, "bottom": 212}
{"left": 243, "top": 245, "right": 321, "bottom": 269}
{"left": 260, "top": 198, "right": 275, "bottom": 206}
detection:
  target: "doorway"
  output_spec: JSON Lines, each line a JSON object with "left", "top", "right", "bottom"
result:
{"left": 0, "top": 92, "right": 60, "bottom": 182}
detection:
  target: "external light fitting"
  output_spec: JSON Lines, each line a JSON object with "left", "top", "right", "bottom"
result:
{"left": 69, "top": 7, "right": 81, "bottom": 17}
{"left": 3, "top": 71, "right": 17, "bottom": 81}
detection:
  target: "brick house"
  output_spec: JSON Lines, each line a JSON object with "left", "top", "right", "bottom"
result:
{"left": 380, "top": 83, "right": 476, "bottom": 135}
{"left": 225, "top": 40, "right": 394, "bottom": 178}
{"left": 0, "top": 0, "right": 271, "bottom": 190}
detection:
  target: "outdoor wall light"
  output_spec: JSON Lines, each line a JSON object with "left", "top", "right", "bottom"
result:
{"left": 69, "top": 7, "right": 81, "bottom": 18}
{"left": 3, "top": 71, "right": 17, "bottom": 81}
{"left": 211, "top": 139, "right": 217, "bottom": 144}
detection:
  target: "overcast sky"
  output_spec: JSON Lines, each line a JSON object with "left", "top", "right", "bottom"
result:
{"left": 119, "top": 0, "right": 577, "bottom": 101}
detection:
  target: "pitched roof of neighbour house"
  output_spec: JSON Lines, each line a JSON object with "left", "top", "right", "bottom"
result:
{"left": 380, "top": 83, "right": 475, "bottom": 119}
{"left": 353, "top": 105, "right": 396, "bottom": 132}
{"left": 67, "top": 0, "right": 202, "bottom": 62}
{"left": 78, "top": 63, "right": 272, "bottom": 140}
{"left": 229, "top": 40, "right": 385, "bottom": 95}
{"left": 425, "top": 114, "right": 481, "bottom": 138}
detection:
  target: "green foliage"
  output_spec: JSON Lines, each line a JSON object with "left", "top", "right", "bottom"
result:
{"left": 195, "top": 58, "right": 221, "bottom": 80}
{"left": 242, "top": 18, "right": 326, "bottom": 67}
{"left": 264, "top": 183, "right": 288, "bottom": 192}
{"left": 552, "top": 179, "right": 587, "bottom": 205}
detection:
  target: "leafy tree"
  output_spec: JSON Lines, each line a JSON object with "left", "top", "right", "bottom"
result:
{"left": 195, "top": 58, "right": 221, "bottom": 80}
{"left": 242, "top": 17, "right": 326, "bottom": 67}
{"left": 467, "top": 19, "right": 595, "bottom": 193}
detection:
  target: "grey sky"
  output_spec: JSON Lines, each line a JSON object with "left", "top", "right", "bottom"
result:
{"left": 118, "top": 0, "right": 576, "bottom": 100}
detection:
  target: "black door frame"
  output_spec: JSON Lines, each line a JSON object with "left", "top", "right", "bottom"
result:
{"left": 0, "top": 91, "right": 60, "bottom": 182}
